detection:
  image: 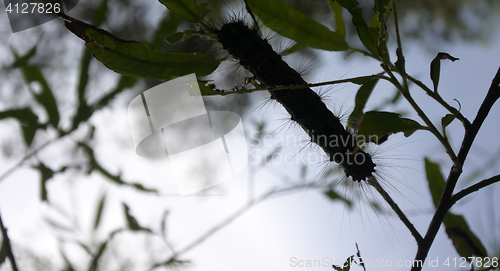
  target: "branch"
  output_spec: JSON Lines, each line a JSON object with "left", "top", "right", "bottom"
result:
{"left": 151, "top": 182, "right": 324, "bottom": 269}
{"left": 411, "top": 67, "right": 500, "bottom": 271}
{"left": 0, "top": 209, "right": 20, "bottom": 271}
{"left": 368, "top": 177, "right": 423, "bottom": 244}
{"left": 449, "top": 174, "right": 500, "bottom": 207}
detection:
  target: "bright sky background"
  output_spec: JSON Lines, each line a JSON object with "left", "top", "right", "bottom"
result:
{"left": 1, "top": 1, "right": 499, "bottom": 271}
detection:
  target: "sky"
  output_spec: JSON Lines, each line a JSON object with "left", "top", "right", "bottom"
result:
{"left": 0, "top": 1, "right": 499, "bottom": 270}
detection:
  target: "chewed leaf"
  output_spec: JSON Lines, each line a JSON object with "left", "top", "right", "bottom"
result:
{"left": 430, "top": 52, "right": 459, "bottom": 92}
{"left": 357, "top": 111, "right": 422, "bottom": 143}
{"left": 158, "top": 0, "right": 202, "bottom": 24}
{"left": 62, "top": 14, "right": 220, "bottom": 81}
{"left": 246, "top": 0, "right": 348, "bottom": 51}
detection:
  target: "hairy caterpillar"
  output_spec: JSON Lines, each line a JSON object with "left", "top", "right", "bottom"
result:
{"left": 212, "top": 20, "right": 376, "bottom": 181}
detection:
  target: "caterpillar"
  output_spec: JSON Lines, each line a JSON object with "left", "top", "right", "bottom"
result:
{"left": 212, "top": 20, "right": 376, "bottom": 181}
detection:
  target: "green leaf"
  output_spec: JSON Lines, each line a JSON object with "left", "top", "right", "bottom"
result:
{"left": 88, "top": 241, "right": 108, "bottom": 271}
{"left": 333, "top": 255, "right": 355, "bottom": 271}
{"left": 20, "top": 64, "right": 60, "bottom": 128}
{"left": 424, "top": 158, "right": 488, "bottom": 259}
{"left": 329, "top": 1, "right": 346, "bottom": 39}
{"left": 123, "top": 203, "right": 152, "bottom": 233}
{"left": 424, "top": 158, "right": 446, "bottom": 207}
{"left": 78, "top": 143, "right": 157, "bottom": 193}
{"left": 158, "top": 0, "right": 202, "bottom": 24}
{"left": 93, "top": 75, "right": 138, "bottom": 109}
{"left": 93, "top": 193, "right": 106, "bottom": 230}
{"left": 90, "top": 0, "right": 108, "bottom": 27}
{"left": 33, "top": 162, "right": 55, "bottom": 202}
{"left": 430, "top": 52, "right": 459, "bottom": 92}
{"left": 63, "top": 14, "right": 220, "bottom": 81}
{"left": 247, "top": 0, "right": 349, "bottom": 51}
{"left": 10, "top": 44, "right": 37, "bottom": 68}
{"left": 324, "top": 190, "right": 352, "bottom": 208}
{"left": 374, "top": 0, "right": 391, "bottom": 58}
{"left": 441, "top": 114, "right": 455, "bottom": 129}
{"left": 335, "top": 0, "right": 378, "bottom": 57}
{"left": 0, "top": 108, "right": 42, "bottom": 146}
{"left": 357, "top": 111, "right": 422, "bottom": 143}
{"left": 151, "top": 11, "right": 182, "bottom": 48}
{"left": 347, "top": 77, "right": 381, "bottom": 131}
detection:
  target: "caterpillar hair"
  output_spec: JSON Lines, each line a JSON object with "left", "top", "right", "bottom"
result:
{"left": 210, "top": 17, "right": 376, "bottom": 181}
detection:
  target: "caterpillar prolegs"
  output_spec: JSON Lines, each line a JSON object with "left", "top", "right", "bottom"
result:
{"left": 214, "top": 21, "right": 376, "bottom": 181}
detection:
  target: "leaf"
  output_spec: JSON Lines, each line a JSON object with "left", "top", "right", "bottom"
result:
{"left": 91, "top": 0, "right": 108, "bottom": 27}
{"left": 324, "top": 190, "right": 352, "bottom": 208}
{"left": 347, "top": 77, "right": 381, "bottom": 131}
{"left": 93, "top": 193, "right": 106, "bottom": 230}
{"left": 441, "top": 114, "right": 455, "bottom": 129}
{"left": 247, "top": 0, "right": 349, "bottom": 51}
{"left": 123, "top": 203, "right": 152, "bottom": 232}
{"left": 0, "top": 108, "right": 42, "bottom": 146}
{"left": 374, "top": 0, "right": 391, "bottom": 58}
{"left": 10, "top": 44, "right": 37, "bottom": 68}
{"left": 357, "top": 111, "right": 422, "bottom": 143}
{"left": 20, "top": 64, "right": 60, "bottom": 128}
{"left": 60, "top": 249, "right": 76, "bottom": 271}
{"left": 430, "top": 52, "right": 459, "bottom": 92}
{"left": 93, "top": 75, "right": 138, "bottom": 109}
{"left": 160, "top": 210, "right": 169, "bottom": 240}
{"left": 335, "top": 0, "right": 378, "bottom": 57}
{"left": 151, "top": 11, "right": 183, "bottom": 48}
{"left": 33, "top": 162, "right": 55, "bottom": 202}
{"left": 280, "top": 42, "right": 308, "bottom": 56}
{"left": 88, "top": 241, "right": 108, "bottom": 271}
{"left": 329, "top": 1, "right": 346, "bottom": 39}
{"left": 62, "top": 14, "right": 220, "bottom": 81}
{"left": 333, "top": 255, "right": 355, "bottom": 271}
{"left": 158, "top": 0, "right": 202, "bottom": 24}
{"left": 78, "top": 142, "right": 158, "bottom": 193}
{"left": 424, "top": 158, "right": 488, "bottom": 259}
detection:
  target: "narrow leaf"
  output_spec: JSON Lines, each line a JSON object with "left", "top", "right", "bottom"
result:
{"left": 430, "top": 52, "right": 459, "bottom": 92}
{"left": 424, "top": 158, "right": 488, "bottom": 259}
{"left": 335, "top": 0, "right": 378, "bottom": 57}
{"left": 357, "top": 111, "right": 422, "bottom": 143}
{"left": 88, "top": 241, "right": 108, "bottom": 271}
{"left": 62, "top": 14, "right": 220, "bottom": 81}
{"left": 160, "top": 210, "right": 169, "bottom": 240}
{"left": 324, "top": 190, "right": 352, "bottom": 208}
{"left": 347, "top": 77, "right": 380, "bottom": 131}
{"left": 0, "top": 108, "right": 42, "bottom": 146}
{"left": 33, "top": 162, "right": 55, "bottom": 202}
{"left": 10, "top": 44, "right": 37, "bottom": 68}
{"left": 247, "top": 0, "right": 349, "bottom": 51}
{"left": 0, "top": 240, "right": 6, "bottom": 266}
{"left": 329, "top": 1, "right": 346, "bottom": 39}
{"left": 93, "top": 193, "right": 106, "bottom": 230}
{"left": 123, "top": 203, "right": 151, "bottom": 232}
{"left": 151, "top": 11, "right": 182, "bottom": 48}
{"left": 20, "top": 64, "right": 60, "bottom": 128}
{"left": 441, "top": 114, "right": 455, "bottom": 129}
{"left": 158, "top": 0, "right": 201, "bottom": 24}
{"left": 90, "top": 0, "right": 108, "bottom": 27}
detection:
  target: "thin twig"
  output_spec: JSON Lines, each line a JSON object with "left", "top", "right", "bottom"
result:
{"left": 411, "top": 67, "right": 500, "bottom": 271}
{"left": 150, "top": 183, "right": 324, "bottom": 270}
{"left": 368, "top": 177, "right": 423, "bottom": 244}
{"left": 0, "top": 209, "right": 20, "bottom": 271}
{"left": 449, "top": 174, "right": 500, "bottom": 208}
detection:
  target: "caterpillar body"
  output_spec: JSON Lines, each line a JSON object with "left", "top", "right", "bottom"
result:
{"left": 214, "top": 21, "right": 376, "bottom": 181}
